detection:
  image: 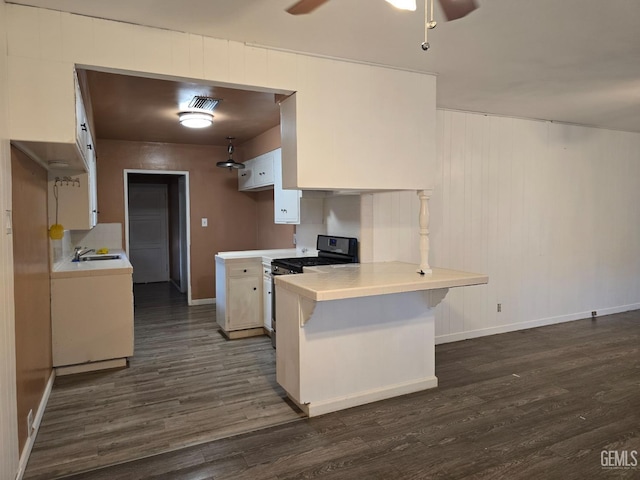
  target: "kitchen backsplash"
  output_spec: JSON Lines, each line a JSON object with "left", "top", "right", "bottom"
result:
{"left": 51, "top": 223, "right": 124, "bottom": 265}
{"left": 294, "top": 194, "right": 362, "bottom": 253}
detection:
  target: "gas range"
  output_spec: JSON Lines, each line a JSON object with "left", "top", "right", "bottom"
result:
{"left": 271, "top": 256, "right": 352, "bottom": 275}
{"left": 271, "top": 235, "right": 359, "bottom": 275}
{"left": 270, "top": 235, "right": 358, "bottom": 349}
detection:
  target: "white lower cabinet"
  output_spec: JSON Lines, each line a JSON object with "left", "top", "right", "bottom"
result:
{"left": 216, "top": 256, "right": 263, "bottom": 338}
{"left": 51, "top": 273, "right": 133, "bottom": 368}
{"left": 263, "top": 264, "right": 273, "bottom": 332}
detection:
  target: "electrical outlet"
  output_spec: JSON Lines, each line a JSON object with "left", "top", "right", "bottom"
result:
{"left": 27, "top": 409, "right": 34, "bottom": 436}
{"left": 497, "top": 303, "right": 502, "bottom": 313}
{"left": 591, "top": 311, "right": 597, "bottom": 317}
{"left": 201, "top": 218, "right": 208, "bottom": 227}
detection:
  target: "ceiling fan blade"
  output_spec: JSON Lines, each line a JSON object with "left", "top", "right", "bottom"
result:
{"left": 437, "top": 0, "right": 478, "bottom": 21}
{"left": 286, "top": 0, "right": 330, "bottom": 15}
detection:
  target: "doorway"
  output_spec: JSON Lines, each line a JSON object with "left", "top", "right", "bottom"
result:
{"left": 124, "top": 170, "right": 191, "bottom": 303}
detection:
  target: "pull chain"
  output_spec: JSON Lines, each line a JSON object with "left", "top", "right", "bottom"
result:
{"left": 422, "top": 0, "right": 437, "bottom": 51}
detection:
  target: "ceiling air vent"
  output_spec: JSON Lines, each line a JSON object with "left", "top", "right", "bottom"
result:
{"left": 188, "top": 96, "right": 220, "bottom": 112}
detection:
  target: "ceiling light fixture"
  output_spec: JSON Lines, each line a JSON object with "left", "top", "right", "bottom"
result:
{"left": 179, "top": 111, "right": 214, "bottom": 128}
{"left": 216, "top": 137, "right": 246, "bottom": 170}
{"left": 385, "top": 0, "right": 416, "bottom": 10}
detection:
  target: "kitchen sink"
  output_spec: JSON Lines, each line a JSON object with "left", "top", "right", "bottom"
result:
{"left": 81, "top": 254, "right": 121, "bottom": 261}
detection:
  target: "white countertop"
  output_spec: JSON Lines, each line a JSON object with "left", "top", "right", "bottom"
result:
{"left": 216, "top": 248, "right": 314, "bottom": 264}
{"left": 275, "top": 261, "right": 488, "bottom": 301}
{"left": 51, "top": 249, "right": 133, "bottom": 278}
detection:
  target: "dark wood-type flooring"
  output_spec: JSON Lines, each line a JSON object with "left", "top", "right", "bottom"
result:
{"left": 24, "top": 282, "right": 304, "bottom": 479}
{"left": 25, "top": 284, "right": 640, "bottom": 480}
{"left": 62, "top": 309, "right": 640, "bottom": 479}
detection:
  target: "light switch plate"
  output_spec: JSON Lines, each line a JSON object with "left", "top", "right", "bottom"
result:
{"left": 201, "top": 218, "right": 208, "bottom": 227}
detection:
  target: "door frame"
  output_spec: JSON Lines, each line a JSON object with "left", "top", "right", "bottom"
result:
{"left": 123, "top": 169, "right": 192, "bottom": 305}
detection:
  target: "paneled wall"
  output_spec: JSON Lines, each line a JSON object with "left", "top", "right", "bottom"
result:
{"left": 369, "top": 110, "right": 640, "bottom": 343}
{"left": 6, "top": 4, "right": 436, "bottom": 193}
{"left": 0, "top": 0, "right": 20, "bottom": 477}
{"left": 11, "top": 146, "right": 52, "bottom": 455}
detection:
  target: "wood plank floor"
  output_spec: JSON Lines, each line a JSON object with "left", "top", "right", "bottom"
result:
{"left": 60, "top": 309, "right": 640, "bottom": 479}
{"left": 24, "top": 282, "right": 305, "bottom": 479}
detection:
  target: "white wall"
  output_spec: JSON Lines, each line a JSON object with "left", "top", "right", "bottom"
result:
{"left": 0, "top": 0, "right": 20, "bottom": 477}
{"left": 324, "top": 195, "right": 360, "bottom": 240}
{"left": 368, "top": 110, "right": 640, "bottom": 343}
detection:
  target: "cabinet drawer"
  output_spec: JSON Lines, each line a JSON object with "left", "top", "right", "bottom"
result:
{"left": 228, "top": 264, "right": 261, "bottom": 277}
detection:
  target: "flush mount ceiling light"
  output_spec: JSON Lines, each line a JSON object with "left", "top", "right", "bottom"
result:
{"left": 216, "top": 137, "right": 246, "bottom": 170}
{"left": 178, "top": 111, "right": 214, "bottom": 128}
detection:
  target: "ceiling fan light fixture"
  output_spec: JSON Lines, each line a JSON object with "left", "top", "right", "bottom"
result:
{"left": 385, "top": 0, "right": 416, "bottom": 11}
{"left": 179, "top": 111, "right": 214, "bottom": 128}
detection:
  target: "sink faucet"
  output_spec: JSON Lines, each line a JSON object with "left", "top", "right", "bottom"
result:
{"left": 74, "top": 247, "right": 95, "bottom": 261}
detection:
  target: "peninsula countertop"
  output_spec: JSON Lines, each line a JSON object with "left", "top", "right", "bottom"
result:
{"left": 51, "top": 249, "right": 133, "bottom": 279}
{"left": 275, "top": 261, "right": 488, "bottom": 301}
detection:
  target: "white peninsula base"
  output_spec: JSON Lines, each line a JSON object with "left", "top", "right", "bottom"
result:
{"left": 277, "top": 288, "right": 447, "bottom": 417}
{"left": 275, "top": 262, "right": 488, "bottom": 417}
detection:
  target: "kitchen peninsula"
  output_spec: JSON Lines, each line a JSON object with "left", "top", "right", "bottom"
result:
{"left": 275, "top": 262, "right": 488, "bottom": 417}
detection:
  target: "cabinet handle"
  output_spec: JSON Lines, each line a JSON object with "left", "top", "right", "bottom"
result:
{"left": 87, "top": 144, "right": 93, "bottom": 150}
{"left": 253, "top": 287, "right": 257, "bottom": 291}
{"left": 81, "top": 123, "right": 87, "bottom": 132}
{"left": 243, "top": 269, "right": 247, "bottom": 273}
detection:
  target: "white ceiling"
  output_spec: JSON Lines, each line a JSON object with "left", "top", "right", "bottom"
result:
{"left": 9, "top": 0, "right": 640, "bottom": 133}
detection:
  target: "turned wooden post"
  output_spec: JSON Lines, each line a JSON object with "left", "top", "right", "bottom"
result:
{"left": 417, "top": 189, "right": 432, "bottom": 274}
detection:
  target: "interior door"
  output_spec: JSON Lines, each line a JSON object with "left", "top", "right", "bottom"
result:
{"left": 129, "top": 183, "right": 170, "bottom": 284}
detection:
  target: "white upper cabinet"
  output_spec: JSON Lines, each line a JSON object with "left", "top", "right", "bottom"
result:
{"left": 238, "top": 151, "right": 275, "bottom": 191}
{"left": 239, "top": 148, "right": 301, "bottom": 224}
{"left": 9, "top": 61, "right": 93, "bottom": 172}
{"left": 273, "top": 148, "right": 300, "bottom": 224}
{"left": 45, "top": 73, "right": 98, "bottom": 230}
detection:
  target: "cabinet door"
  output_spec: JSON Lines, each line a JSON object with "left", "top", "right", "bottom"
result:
{"left": 263, "top": 274, "right": 272, "bottom": 331}
{"left": 87, "top": 146, "right": 98, "bottom": 227}
{"left": 237, "top": 159, "right": 254, "bottom": 190}
{"left": 227, "top": 275, "right": 262, "bottom": 329}
{"left": 274, "top": 149, "right": 301, "bottom": 224}
{"left": 252, "top": 152, "right": 274, "bottom": 188}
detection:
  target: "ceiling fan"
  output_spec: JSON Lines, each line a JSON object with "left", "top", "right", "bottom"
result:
{"left": 285, "top": 0, "right": 478, "bottom": 22}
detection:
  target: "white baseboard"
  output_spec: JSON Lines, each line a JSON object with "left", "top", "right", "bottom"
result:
{"left": 15, "top": 369, "right": 55, "bottom": 480}
{"left": 56, "top": 358, "right": 127, "bottom": 376}
{"left": 296, "top": 376, "right": 439, "bottom": 417}
{"left": 189, "top": 297, "right": 215, "bottom": 306}
{"left": 435, "top": 303, "right": 640, "bottom": 345}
